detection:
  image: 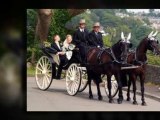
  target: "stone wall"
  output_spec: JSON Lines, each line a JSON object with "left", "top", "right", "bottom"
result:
{"left": 145, "top": 64, "right": 160, "bottom": 84}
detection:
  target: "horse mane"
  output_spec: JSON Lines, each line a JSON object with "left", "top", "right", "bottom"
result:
{"left": 112, "top": 40, "right": 122, "bottom": 48}
{"left": 111, "top": 40, "right": 123, "bottom": 60}
{"left": 136, "top": 37, "right": 148, "bottom": 50}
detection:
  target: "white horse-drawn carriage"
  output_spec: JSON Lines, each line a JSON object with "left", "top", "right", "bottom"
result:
{"left": 35, "top": 42, "right": 119, "bottom": 97}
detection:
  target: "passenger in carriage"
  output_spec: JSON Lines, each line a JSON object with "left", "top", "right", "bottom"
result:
{"left": 62, "top": 34, "right": 72, "bottom": 51}
{"left": 88, "top": 22, "right": 104, "bottom": 48}
{"left": 62, "top": 34, "right": 74, "bottom": 60}
{"left": 51, "top": 34, "right": 68, "bottom": 79}
{"left": 72, "top": 19, "right": 89, "bottom": 64}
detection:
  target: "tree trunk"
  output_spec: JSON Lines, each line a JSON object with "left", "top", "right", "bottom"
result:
{"left": 67, "top": 9, "right": 86, "bottom": 17}
{"left": 36, "top": 9, "right": 53, "bottom": 43}
{"left": 36, "top": 9, "right": 86, "bottom": 43}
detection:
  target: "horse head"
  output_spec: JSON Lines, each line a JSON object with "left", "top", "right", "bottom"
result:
{"left": 118, "top": 32, "right": 133, "bottom": 62}
{"left": 147, "top": 31, "right": 160, "bottom": 55}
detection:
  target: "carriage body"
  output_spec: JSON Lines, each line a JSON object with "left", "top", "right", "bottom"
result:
{"left": 35, "top": 43, "right": 88, "bottom": 95}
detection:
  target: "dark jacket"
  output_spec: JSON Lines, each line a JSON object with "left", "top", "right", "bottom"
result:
{"left": 88, "top": 30, "right": 104, "bottom": 48}
{"left": 51, "top": 42, "right": 62, "bottom": 54}
{"left": 72, "top": 28, "right": 89, "bottom": 46}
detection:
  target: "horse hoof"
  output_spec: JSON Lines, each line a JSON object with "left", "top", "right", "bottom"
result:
{"left": 109, "top": 99, "right": 114, "bottom": 103}
{"left": 89, "top": 95, "right": 93, "bottom": 99}
{"left": 126, "top": 98, "right": 131, "bottom": 101}
{"left": 117, "top": 99, "right": 123, "bottom": 104}
{"left": 133, "top": 101, "right": 138, "bottom": 105}
{"left": 141, "top": 102, "right": 147, "bottom": 106}
{"left": 98, "top": 96, "right": 103, "bottom": 101}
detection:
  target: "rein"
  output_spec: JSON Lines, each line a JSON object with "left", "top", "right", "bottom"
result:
{"left": 97, "top": 46, "right": 121, "bottom": 65}
{"left": 109, "top": 47, "right": 120, "bottom": 63}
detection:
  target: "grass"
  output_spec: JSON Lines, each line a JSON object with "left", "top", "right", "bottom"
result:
{"left": 27, "top": 66, "right": 35, "bottom": 76}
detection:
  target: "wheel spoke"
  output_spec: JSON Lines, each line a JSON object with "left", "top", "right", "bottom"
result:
{"left": 39, "top": 61, "right": 44, "bottom": 69}
{"left": 45, "top": 75, "right": 50, "bottom": 84}
{"left": 46, "top": 74, "right": 51, "bottom": 78}
{"left": 37, "top": 67, "right": 43, "bottom": 72}
{"left": 47, "top": 63, "right": 51, "bottom": 70}
{"left": 41, "top": 76, "right": 45, "bottom": 88}
{"left": 46, "top": 69, "right": 52, "bottom": 73}
{"left": 71, "top": 83, "right": 75, "bottom": 94}
{"left": 44, "top": 57, "right": 47, "bottom": 67}
{"left": 73, "top": 81, "right": 78, "bottom": 90}
{"left": 41, "top": 57, "right": 45, "bottom": 67}
{"left": 69, "top": 82, "right": 73, "bottom": 93}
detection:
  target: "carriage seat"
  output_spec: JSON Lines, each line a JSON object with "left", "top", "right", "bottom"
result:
{"left": 41, "top": 41, "right": 60, "bottom": 65}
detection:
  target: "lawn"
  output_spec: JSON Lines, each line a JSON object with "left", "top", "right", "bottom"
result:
{"left": 27, "top": 67, "right": 35, "bottom": 76}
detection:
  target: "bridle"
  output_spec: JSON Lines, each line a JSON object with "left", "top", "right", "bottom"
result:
{"left": 147, "top": 37, "right": 159, "bottom": 55}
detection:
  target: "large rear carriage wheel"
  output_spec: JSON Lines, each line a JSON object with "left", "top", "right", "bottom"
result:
{"left": 35, "top": 56, "right": 53, "bottom": 90}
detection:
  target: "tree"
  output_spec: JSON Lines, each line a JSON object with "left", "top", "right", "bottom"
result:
{"left": 36, "top": 9, "right": 86, "bottom": 43}
{"left": 142, "top": 18, "right": 151, "bottom": 25}
{"left": 27, "top": 9, "right": 86, "bottom": 65}
{"left": 36, "top": 9, "right": 53, "bottom": 43}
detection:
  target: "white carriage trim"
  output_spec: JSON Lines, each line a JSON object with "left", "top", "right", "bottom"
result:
{"left": 77, "top": 67, "right": 86, "bottom": 71}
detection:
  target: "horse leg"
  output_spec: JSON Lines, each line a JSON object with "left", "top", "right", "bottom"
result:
{"left": 116, "top": 73, "right": 123, "bottom": 104}
{"left": 139, "top": 74, "right": 147, "bottom": 106}
{"left": 107, "top": 74, "right": 114, "bottom": 103}
{"left": 88, "top": 79, "right": 93, "bottom": 99}
{"left": 126, "top": 75, "right": 132, "bottom": 101}
{"left": 131, "top": 75, "right": 138, "bottom": 105}
{"left": 96, "top": 81, "right": 103, "bottom": 100}
{"left": 88, "top": 73, "right": 93, "bottom": 99}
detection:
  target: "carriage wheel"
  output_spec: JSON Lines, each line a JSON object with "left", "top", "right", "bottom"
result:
{"left": 102, "top": 75, "right": 118, "bottom": 98}
{"left": 66, "top": 63, "right": 81, "bottom": 96}
{"left": 35, "top": 56, "right": 53, "bottom": 90}
{"left": 78, "top": 69, "right": 88, "bottom": 92}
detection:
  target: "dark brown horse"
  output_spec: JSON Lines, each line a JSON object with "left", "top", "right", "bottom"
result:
{"left": 86, "top": 32, "right": 132, "bottom": 104}
{"left": 121, "top": 31, "right": 160, "bottom": 105}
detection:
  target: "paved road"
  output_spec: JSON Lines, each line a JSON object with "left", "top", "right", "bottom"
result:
{"left": 27, "top": 77, "right": 160, "bottom": 111}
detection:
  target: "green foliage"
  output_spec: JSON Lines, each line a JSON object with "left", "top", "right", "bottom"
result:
{"left": 142, "top": 18, "right": 151, "bottom": 25}
{"left": 147, "top": 52, "right": 160, "bottom": 66}
{"left": 27, "top": 9, "right": 72, "bottom": 63}
{"left": 27, "top": 9, "right": 41, "bottom": 63}
{"left": 27, "top": 9, "right": 37, "bottom": 47}
{"left": 27, "top": 66, "right": 35, "bottom": 76}
{"left": 103, "top": 36, "right": 112, "bottom": 47}
{"left": 27, "top": 9, "right": 159, "bottom": 66}
{"left": 48, "top": 9, "right": 72, "bottom": 42}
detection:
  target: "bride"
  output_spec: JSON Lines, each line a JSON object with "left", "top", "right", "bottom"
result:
{"left": 62, "top": 34, "right": 74, "bottom": 60}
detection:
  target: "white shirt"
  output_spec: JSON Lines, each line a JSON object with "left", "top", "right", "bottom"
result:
{"left": 55, "top": 41, "right": 61, "bottom": 50}
{"left": 95, "top": 32, "right": 98, "bottom": 35}
{"left": 79, "top": 27, "right": 84, "bottom": 32}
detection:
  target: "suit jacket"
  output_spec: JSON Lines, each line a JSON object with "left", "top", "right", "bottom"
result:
{"left": 72, "top": 28, "right": 89, "bottom": 46}
{"left": 88, "top": 30, "right": 104, "bottom": 47}
{"left": 51, "top": 42, "right": 62, "bottom": 54}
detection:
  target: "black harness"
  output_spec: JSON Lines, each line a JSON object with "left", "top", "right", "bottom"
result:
{"left": 96, "top": 47, "right": 120, "bottom": 65}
